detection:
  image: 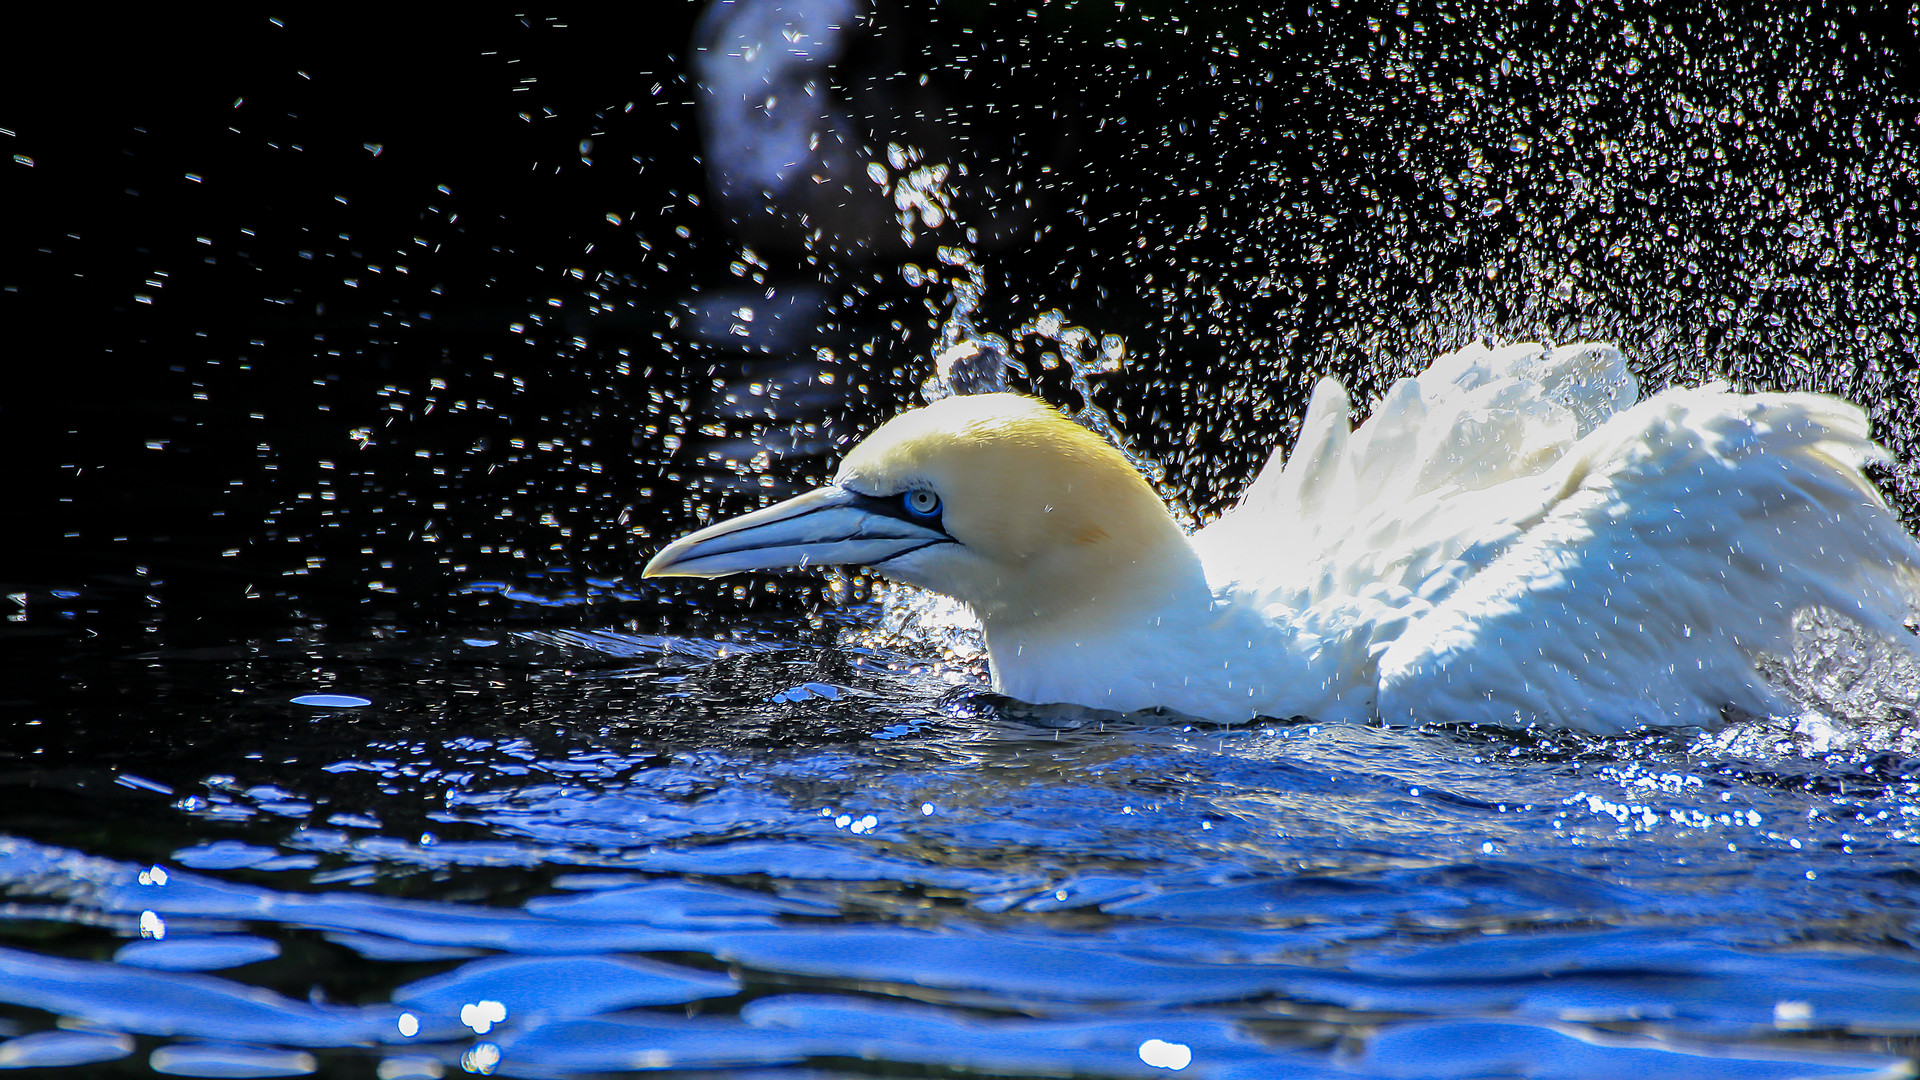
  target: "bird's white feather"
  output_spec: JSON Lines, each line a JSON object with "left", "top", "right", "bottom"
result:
{"left": 1198, "top": 342, "right": 1639, "bottom": 608}
{"left": 1200, "top": 342, "right": 1920, "bottom": 732}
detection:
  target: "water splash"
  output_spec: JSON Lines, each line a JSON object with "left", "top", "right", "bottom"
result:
{"left": 872, "top": 142, "right": 955, "bottom": 250}
{"left": 871, "top": 168, "right": 1198, "bottom": 660}
{"left": 921, "top": 247, "right": 1012, "bottom": 400}
{"left": 915, "top": 245, "right": 1182, "bottom": 513}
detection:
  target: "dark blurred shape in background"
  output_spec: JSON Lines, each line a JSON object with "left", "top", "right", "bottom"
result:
{"left": 691, "top": 0, "right": 1060, "bottom": 258}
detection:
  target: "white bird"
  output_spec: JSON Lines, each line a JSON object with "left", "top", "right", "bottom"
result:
{"left": 645, "top": 342, "right": 1920, "bottom": 733}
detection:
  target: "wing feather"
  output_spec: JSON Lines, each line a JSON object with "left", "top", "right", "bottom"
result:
{"left": 1198, "top": 341, "right": 1640, "bottom": 606}
{"left": 1198, "top": 340, "right": 1919, "bottom": 730}
{"left": 1374, "top": 387, "right": 1920, "bottom": 733}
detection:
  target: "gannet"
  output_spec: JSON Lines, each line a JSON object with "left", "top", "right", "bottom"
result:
{"left": 645, "top": 342, "right": 1920, "bottom": 733}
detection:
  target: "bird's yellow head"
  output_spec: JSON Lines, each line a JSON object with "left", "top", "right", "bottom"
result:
{"left": 644, "top": 393, "right": 1191, "bottom": 624}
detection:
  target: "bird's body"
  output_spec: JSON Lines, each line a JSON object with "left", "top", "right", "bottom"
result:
{"left": 646, "top": 342, "right": 1920, "bottom": 733}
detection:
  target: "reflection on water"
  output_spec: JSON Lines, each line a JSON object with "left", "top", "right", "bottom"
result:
{"left": 2, "top": 619, "right": 1916, "bottom": 1077}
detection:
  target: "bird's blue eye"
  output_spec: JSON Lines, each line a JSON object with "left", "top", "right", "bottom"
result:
{"left": 903, "top": 489, "right": 941, "bottom": 519}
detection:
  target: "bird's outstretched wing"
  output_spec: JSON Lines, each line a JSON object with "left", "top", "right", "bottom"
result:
{"left": 1372, "top": 385, "right": 1920, "bottom": 733}
{"left": 1199, "top": 340, "right": 1920, "bottom": 732}
{"left": 1197, "top": 341, "right": 1639, "bottom": 607}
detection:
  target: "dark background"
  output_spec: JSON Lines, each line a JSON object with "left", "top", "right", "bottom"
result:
{"left": 5, "top": 2, "right": 1916, "bottom": 649}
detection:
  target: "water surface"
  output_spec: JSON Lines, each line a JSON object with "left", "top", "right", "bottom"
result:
{"left": 3, "top": 605, "right": 1916, "bottom": 1077}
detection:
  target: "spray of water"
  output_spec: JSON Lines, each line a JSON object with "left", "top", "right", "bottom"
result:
{"left": 843, "top": 151, "right": 1204, "bottom": 663}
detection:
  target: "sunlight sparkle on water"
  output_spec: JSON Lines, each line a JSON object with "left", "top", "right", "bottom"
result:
{"left": 460, "top": 1000, "right": 506, "bottom": 1035}
{"left": 291, "top": 693, "right": 373, "bottom": 708}
{"left": 1139, "top": 1039, "right": 1192, "bottom": 1070}
{"left": 458, "top": 1042, "right": 500, "bottom": 1075}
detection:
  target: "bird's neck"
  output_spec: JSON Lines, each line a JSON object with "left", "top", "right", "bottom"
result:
{"left": 969, "top": 508, "right": 1205, "bottom": 627}
{"left": 976, "top": 532, "right": 1252, "bottom": 715}
{"left": 974, "top": 529, "right": 1367, "bottom": 722}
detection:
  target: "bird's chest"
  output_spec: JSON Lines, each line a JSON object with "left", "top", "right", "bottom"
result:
{"left": 981, "top": 600, "right": 1359, "bottom": 722}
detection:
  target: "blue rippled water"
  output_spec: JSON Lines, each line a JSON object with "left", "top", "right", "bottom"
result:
{"left": 2, "top": 622, "right": 1915, "bottom": 1077}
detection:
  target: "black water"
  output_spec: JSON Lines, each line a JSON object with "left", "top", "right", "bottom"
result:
{"left": 5, "top": 4, "right": 1919, "bottom": 1078}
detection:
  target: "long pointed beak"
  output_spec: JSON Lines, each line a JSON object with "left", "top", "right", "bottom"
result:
{"left": 642, "top": 486, "right": 949, "bottom": 579}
